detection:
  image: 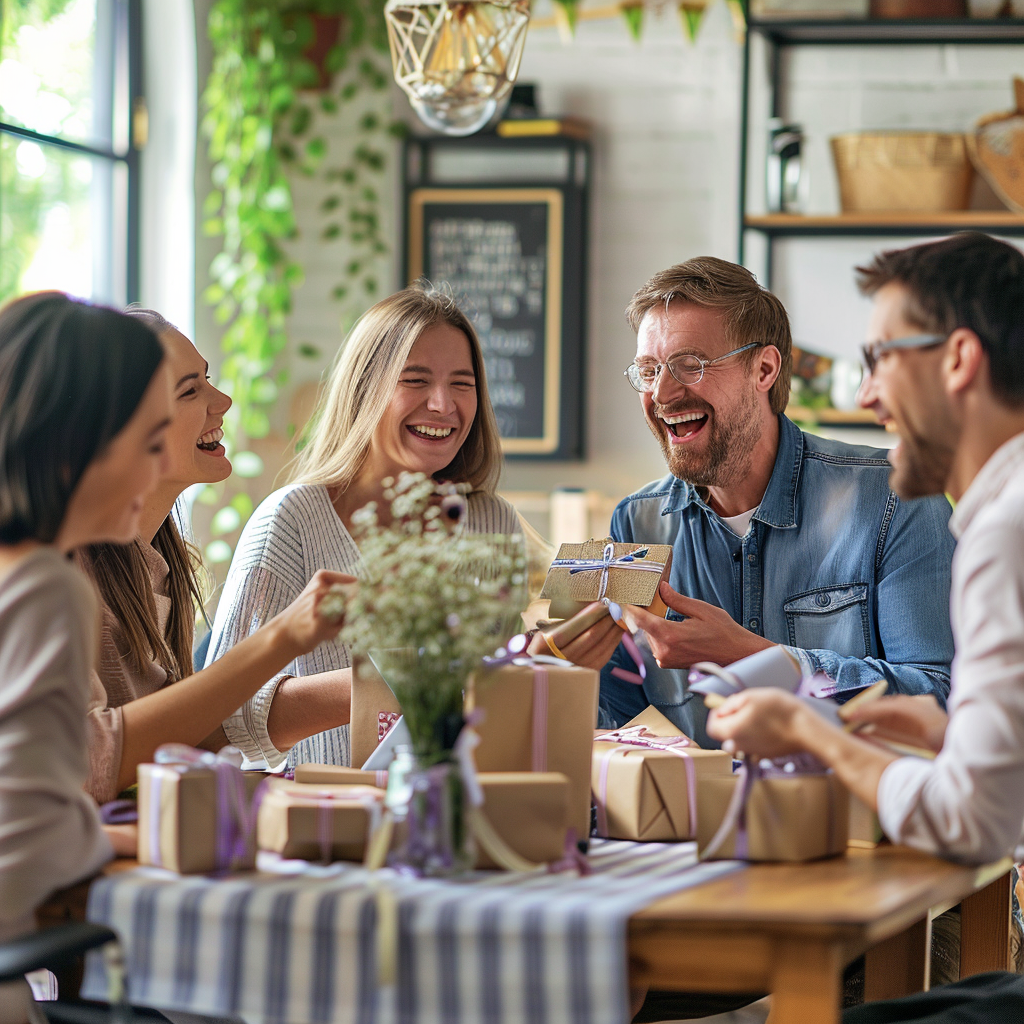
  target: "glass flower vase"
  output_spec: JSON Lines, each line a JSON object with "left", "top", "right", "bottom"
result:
{"left": 387, "top": 747, "right": 475, "bottom": 877}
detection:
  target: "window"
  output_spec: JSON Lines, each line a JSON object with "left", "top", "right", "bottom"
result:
{"left": 0, "top": 0, "right": 141, "bottom": 307}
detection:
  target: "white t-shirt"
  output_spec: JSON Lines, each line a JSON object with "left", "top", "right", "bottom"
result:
{"left": 721, "top": 507, "right": 758, "bottom": 538}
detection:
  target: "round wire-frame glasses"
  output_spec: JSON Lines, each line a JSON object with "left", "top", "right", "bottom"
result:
{"left": 624, "top": 342, "right": 762, "bottom": 393}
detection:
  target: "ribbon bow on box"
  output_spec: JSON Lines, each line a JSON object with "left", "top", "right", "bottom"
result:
{"left": 540, "top": 538, "right": 674, "bottom": 619}
{"left": 140, "top": 744, "right": 268, "bottom": 874}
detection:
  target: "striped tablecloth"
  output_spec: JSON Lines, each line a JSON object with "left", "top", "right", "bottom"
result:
{"left": 82, "top": 840, "right": 741, "bottom": 1024}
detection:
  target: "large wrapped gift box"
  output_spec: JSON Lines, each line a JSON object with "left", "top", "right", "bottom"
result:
{"left": 471, "top": 658, "right": 599, "bottom": 840}
{"left": 138, "top": 764, "right": 266, "bottom": 874}
{"left": 476, "top": 772, "right": 570, "bottom": 869}
{"left": 592, "top": 707, "right": 732, "bottom": 842}
{"left": 696, "top": 772, "right": 850, "bottom": 862}
{"left": 539, "top": 539, "right": 674, "bottom": 620}
{"left": 257, "top": 779, "right": 385, "bottom": 862}
{"left": 294, "top": 764, "right": 389, "bottom": 788}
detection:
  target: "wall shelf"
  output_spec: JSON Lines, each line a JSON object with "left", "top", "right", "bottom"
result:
{"left": 745, "top": 212, "right": 1024, "bottom": 237}
{"left": 785, "top": 405, "right": 883, "bottom": 427}
{"left": 749, "top": 17, "right": 1024, "bottom": 45}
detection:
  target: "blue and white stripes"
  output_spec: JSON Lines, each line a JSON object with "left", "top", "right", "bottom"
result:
{"left": 83, "top": 841, "right": 741, "bottom": 1024}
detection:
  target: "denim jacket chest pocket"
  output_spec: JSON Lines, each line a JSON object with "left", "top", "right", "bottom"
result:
{"left": 783, "top": 583, "right": 870, "bottom": 657}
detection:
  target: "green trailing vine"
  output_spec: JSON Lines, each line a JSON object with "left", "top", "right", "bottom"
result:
{"left": 199, "top": 0, "right": 400, "bottom": 562}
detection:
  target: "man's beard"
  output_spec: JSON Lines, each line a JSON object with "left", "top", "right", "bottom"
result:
{"left": 888, "top": 427, "right": 953, "bottom": 500}
{"left": 649, "top": 385, "right": 762, "bottom": 488}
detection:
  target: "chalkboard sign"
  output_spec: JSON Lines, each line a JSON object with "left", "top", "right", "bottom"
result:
{"left": 408, "top": 188, "right": 563, "bottom": 454}
{"left": 404, "top": 135, "right": 589, "bottom": 460}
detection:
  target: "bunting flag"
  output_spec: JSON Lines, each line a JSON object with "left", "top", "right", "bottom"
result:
{"left": 553, "top": 0, "right": 580, "bottom": 40}
{"left": 679, "top": 1, "right": 707, "bottom": 43}
{"left": 621, "top": 2, "right": 644, "bottom": 41}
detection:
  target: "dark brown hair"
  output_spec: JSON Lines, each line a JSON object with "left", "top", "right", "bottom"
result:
{"left": 857, "top": 232, "right": 1024, "bottom": 408}
{"left": 626, "top": 257, "right": 793, "bottom": 415}
{"left": 0, "top": 292, "right": 163, "bottom": 543}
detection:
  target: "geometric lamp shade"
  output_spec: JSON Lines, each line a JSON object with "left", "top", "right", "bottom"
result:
{"left": 384, "top": 1, "right": 532, "bottom": 136}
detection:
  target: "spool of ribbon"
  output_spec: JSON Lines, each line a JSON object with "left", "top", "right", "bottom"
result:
{"left": 552, "top": 543, "right": 665, "bottom": 601}
{"left": 148, "top": 744, "right": 267, "bottom": 873}
{"left": 593, "top": 726, "right": 699, "bottom": 839}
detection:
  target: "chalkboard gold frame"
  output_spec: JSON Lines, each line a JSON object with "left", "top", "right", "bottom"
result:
{"left": 408, "top": 187, "right": 565, "bottom": 455}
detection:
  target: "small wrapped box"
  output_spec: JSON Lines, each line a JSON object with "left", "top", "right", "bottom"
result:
{"left": 477, "top": 772, "right": 570, "bottom": 869}
{"left": 257, "top": 779, "right": 385, "bottom": 862}
{"left": 592, "top": 707, "right": 732, "bottom": 842}
{"left": 696, "top": 771, "right": 850, "bottom": 862}
{"left": 539, "top": 538, "right": 674, "bottom": 620}
{"left": 294, "top": 764, "right": 388, "bottom": 788}
{"left": 137, "top": 763, "right": 265, "bottom": 874}
{"left": 471, "top": 657, "right": 599, "bottom": 840}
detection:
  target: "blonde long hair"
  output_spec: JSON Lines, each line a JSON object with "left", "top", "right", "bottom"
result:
{"left": 292, "top": 286, "right": 503, "bottom": 494}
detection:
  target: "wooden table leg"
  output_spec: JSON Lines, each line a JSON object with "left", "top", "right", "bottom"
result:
{"left": 864, "top": 915, "right": 930, "bottom": 1001}
{"left": 766, "top": 938, "right": 843, "bottom": 1024}
{"left": 961, "top": 870, "right": 1013, "bottom": 977}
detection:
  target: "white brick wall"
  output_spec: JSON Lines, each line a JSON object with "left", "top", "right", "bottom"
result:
{"left": 190, "top": 3, "right": 1024, "bottom": 528}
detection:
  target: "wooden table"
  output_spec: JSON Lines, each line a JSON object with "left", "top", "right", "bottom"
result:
{"left": 40, "top": 846, "right": 1014, "bottom": 1024}
{"left": 629, "top": 845, "right": 1014, "bottom": 1024}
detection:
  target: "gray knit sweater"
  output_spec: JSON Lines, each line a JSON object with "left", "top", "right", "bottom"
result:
{"left": 208, "top": 482, "right": 520, "bottom": 769}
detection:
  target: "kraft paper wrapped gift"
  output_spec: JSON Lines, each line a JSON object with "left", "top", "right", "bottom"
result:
{"left": 696, "top": 771, "right": 850, "bottom": 862}
{"left": 294, "top": 764, "right": 389, "bottom": 788}
{"left": 137, "top": 763, "right": 266, "bottom": 874}
{"left": 539, "top": 539, "right": 674, "bottom": 620}
{"left": 592, "top": 707, "right": 733, "bottom": 842}
{"left": 471, "top": 657, "right": 599, "bottom": 840}
{"left": 257, "top": 779, "right": 385, "bottom": 862}
{"left": 476, "top": 772, "right": 571, "bottom": 869}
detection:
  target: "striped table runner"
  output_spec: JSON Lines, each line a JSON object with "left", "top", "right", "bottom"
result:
{"left": 82, "top": 840, "right": 741, "bottom": 1024}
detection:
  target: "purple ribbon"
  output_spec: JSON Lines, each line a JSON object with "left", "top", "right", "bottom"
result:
{"left": 150, "top": 744, "right": 268, "bottom": 874}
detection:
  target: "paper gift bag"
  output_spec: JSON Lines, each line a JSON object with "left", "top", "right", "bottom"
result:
{"left": 696, "top": 772, "right": 849, "bottom": 862}
{"left": 539, "top": 539, "right": 673, "bottom": 620}
{"left": 257, "top": 779, "right": 384, "bottom": 862}
{"left": 137, "top": 764, "right": 266, "bottom": 874}
{"left": 476, "top": 772, "right": 571, "bottom": 869}
{"left": 350, "top": 654, "right": 401, "bottom": 770}
{"left": 592, "top": 709, "right": 732, "bottom": 841}
{"left": 294, "top": 764, "right": 389, "bottom": 788}
{"left": 471, "top": 657, "right": 599, "bottom": 839}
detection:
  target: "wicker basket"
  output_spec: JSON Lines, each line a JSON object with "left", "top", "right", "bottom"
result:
{"left": 831, "top": 132, "right": 974, "bottom": 212}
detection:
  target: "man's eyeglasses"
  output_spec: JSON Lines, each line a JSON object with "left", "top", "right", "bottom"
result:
{"left": 860, "top": 334, "right": 947, "bottom": 376}
{"left": 624, "top": 342, "right": 762, "bottom": 393}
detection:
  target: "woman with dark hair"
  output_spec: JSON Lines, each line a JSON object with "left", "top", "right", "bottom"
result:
{"left": 78, "top": 309, "right": 356, "bottom": 804}
{"left": 0, "top": 292, "right": 169, "bottom": 1017}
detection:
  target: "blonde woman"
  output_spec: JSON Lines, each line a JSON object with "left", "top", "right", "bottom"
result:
{"left": 206, "top": 286, "right": 520, "bottom": 770}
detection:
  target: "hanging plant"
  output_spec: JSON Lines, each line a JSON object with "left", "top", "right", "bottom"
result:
{"left": 553, "top": 0, "right": 581, "bottom": 37}
{"left": 199, "top": 0, "right": 400, "bottom": 564}
{"left": 679, "top": 1, "right": 707, "bottom": 42}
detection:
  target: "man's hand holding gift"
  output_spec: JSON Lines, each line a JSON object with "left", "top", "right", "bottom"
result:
{"left": 526, "top": 601, "right": 625, "bottom": 670}
{"left": 625, "top": 581, "right": 775, "bottom": 670}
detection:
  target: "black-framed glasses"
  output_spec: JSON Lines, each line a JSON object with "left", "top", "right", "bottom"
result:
{"left": 860, "top": 334, "right": 947, "bottom": 376}
{"left": 624, "top": 342, "right": 762, "bottom": 393}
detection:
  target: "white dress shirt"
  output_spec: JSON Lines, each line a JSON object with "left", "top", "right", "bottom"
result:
{"left": 878, "top": 429, "right": 1024, "bottom": 864}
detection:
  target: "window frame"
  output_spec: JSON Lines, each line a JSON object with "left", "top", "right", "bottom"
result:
{"left": 0, "top": 0, "right": 142, "bottom": 304}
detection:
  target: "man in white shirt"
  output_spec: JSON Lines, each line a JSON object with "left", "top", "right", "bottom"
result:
{"left": 707, "top": 231, "right": 1024, "bottom": 1019}
{"left": 709, "top": 231, "right": 1024, "bottom": 866}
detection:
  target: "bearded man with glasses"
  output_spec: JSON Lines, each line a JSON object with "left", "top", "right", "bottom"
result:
{"left": 598, "top": 256, "right": 955, "bottom": 746}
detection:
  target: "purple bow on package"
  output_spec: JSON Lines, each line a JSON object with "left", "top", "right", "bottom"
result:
{"left": 137, "top": 744, "right": 267, "bottom": 875}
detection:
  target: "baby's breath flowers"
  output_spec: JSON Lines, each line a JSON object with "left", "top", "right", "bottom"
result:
{"left": 340, "top": 472, "right": 527, "bottom": 762}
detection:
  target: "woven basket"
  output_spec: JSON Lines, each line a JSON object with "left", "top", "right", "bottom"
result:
{"left": 831, "top": 132, "right": 974, "bottom": 212}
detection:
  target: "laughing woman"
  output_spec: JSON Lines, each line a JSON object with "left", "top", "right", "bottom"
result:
{"left": 80, "top": 309, "right": 354, "bottom": 804}
{"left": 0, "top": 294, "right": 169, "bottom": 1020}
{"left": 205, "top": 286, "right": 520, "bottom": 770}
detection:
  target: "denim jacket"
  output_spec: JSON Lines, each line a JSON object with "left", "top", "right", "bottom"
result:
{"left": 599, "top": 415, "right": 955, "bottom": 745}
